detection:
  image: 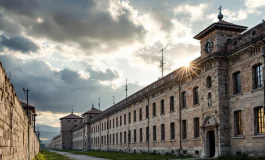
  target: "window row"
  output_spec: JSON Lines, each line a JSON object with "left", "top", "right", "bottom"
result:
{"left": 92, "top": 118, "right": 201, "bottom": 145}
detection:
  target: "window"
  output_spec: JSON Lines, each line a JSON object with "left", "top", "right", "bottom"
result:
{"left": 140, "top": 128, "right": 143, "bottom": 142}
{"left": 120, "top": 132, "right": 122, "bottom": 144}
{"left": 233, "top": 72, "right": 241, "bottom": 94}
{"left": 116, "top": 133, "right": 118, "bottom": 144}
{"left": 153, "top": 126, "right": 156, "bottom": 141}
{"left": 161, "top": 99, "right": 165, "bottom": 114}
{"left": 182, "top": 120, "right": 187, "bottom": 139}
{"left": 113, "top": 118, "right": 114, "bottom": 128}
{"left": 181, "top": 92, "right": 186, "bottom": 108}
{"left": 134, "top": 129, "right": 136, "bottom": 143}
{"left": 139, "top": 108, "right": 142, "bottom": 120}
{"left": 153, "top": 102, "right": 156, "bottom": 116}
{"left": 124, "top": 114, "right": 126, "bottom": 125}
{"left": 110, "top": 120, "right": 111, "bottom": 129}
{"left": 129, "top": 112, "right": 131, "bottom": 124}
{"left": 161, "top": 124, "right": 165, "bottom": 141}
{"left": 128, "top": 130, "right": 131, "bottom": 143}
{"left": 206, "top": 76, "right": 212, "bottom": 88}
{"left": 113, "top": 134, "right": 115, "bottom": 144}
{"left": 193, "top": 87, "right": 199, "bottom": 105}
{"left": 170, "top": 96, "right": 174, "bottom": 111}
{"left": 133, "top": 110, "right": 136, "bottom": 122}
{"left": 208, "top": 93, "right": 212, "bottom": 106}
{"left": 67, "top": 120, "right": 70, "bottom": 122}
{"left": 124, "top": 131, "right": 126, "bottom": 143}
{"left": 170, "top": 122, "right": 175, "bottom": 140}
{"left": 254, "top": 107, "right": 265, "bottom": 134}
{"left": 110, "top": 134, "right": 111, "bottom": 144}
{"left": 253, "top": 64, "right": 263, "bottom": 89}
{"left": 194, "top": 118, "right": 200, "bottom": 138}
{"left": 116, "top": 117, "right": 118, "bottom": 127}
{"left": 120, "top": 116, "right": 122, "bottom": 126}
{"left": 234, "top": 111, "right": 243, "bottom": 136}
{"left": 146, "top": 127, "right": 149, "bottom": 142}
{"left": 146, "top": 105, "right": 149, "bottom": 118}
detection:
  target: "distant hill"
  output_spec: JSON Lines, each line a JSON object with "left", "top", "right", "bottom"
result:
{"left": 36, "top": 124, "right": 60, "bottom": 144}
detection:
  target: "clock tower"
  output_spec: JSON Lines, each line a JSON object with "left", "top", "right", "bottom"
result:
{"left": 194, "top": 6, "right": 247, "bottom": 58}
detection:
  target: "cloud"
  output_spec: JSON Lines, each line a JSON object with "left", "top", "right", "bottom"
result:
{"left": 87, "top": 67, "right": 119, "bottom": 81}
{"left": 0, "top": 55, "right": 142, "bottom": 114}
{"left": 244, "top": 0, "right": 265, "bottom": 13}
{"left": 174, "top": 4, "right": 208, "bottom": 21}
{"left": 0, "top": 35, "right": 39, "bottom": 53}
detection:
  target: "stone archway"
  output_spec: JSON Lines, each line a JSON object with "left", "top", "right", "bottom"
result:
{"left": 200, "top": 115, "right": 219, "bottom": 158}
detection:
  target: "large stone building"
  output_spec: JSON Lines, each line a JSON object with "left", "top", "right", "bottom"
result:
{"left": 51, "top": 11, "right": 265, "bottom": 158}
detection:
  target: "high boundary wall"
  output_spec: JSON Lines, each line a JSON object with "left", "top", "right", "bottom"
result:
{"left": 0, "top": 61, "right": 40, "bottom": 160}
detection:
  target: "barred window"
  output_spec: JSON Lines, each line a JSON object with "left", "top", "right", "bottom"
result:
{"left": 124, "top": 131, "right": 126, "bottom": 143}
{"left": 161, "top": 99, "right": 165, "bottom": 114}
{"left": 170, "top": 122, "right": 175, "bottom": 140}
{"left": 153, "top": 126, "right": 156, "bottom": 141}
{"left": 128, "top": 130, "right": 131, "bottom": 143}
{"left": 170, "top": 96, "right": 174, "bottom": 111}
{"left": 253, "top": 64, "right": 263, "bottom": 89}
{"left": 182, "top": 91, "right": 186, "bottom": 108}
{"left": 153, "top": 102, "right": 156, "bottom": 116}
{"left": 254, "top": 107, "right": 265, "bottom": 134}
{"left": 234, "top": 111, "right": 243, "bottom": 136}
{"left": 146, "top": 105, "right": 149, "bottom": 118}
{"left": 161, "top": 124, "right": 165, "bottom": 141}
{"left": 133, "top": 110, "right": 136, "bottom": 122}
{"left": 139, "top": 108, "right": 142, "bottom": 120}
{"left": 116, "top": 133, "right": 118, "bottom": 144}
{"left": 193, "top": 87, "right": 199, "bottom": 105}
{"left": 182, "top": 120, "right": 187, "bottom": 139}
{"left": 120, "top": 132, "right": 122, "bottom": 144}
{"left": 140, "top": 128, "right": 143, "bottom": 142}
{"left": 116, "top": 117, "right": 118, "bottom": 127}
{"left": 120, "top": 116, "right": 122, "bottom": 126}
{"left": 124, "top": 114, "right": 126, "bottom": 125}
{"left": 129, "top": 112, "right": 131, "bottom": 124}
{"left": 134, "top": 129, "right": 136, "bottom": 143}
{"left": 233, "top": 72, "right": 241, "bottom": 95}
{"left": 146, "top": 127, "right": 149, "bottom": 142}
{"left": 194, "top": 118, "right": 200, "bottom": 138}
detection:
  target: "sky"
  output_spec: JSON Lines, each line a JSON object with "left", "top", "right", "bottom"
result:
{"left": 0, "top": 0, "right": 265, "bottom": 127}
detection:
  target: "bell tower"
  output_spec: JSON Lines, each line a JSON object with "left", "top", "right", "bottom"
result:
{"left": 194, "top": 6, "right": 247, "bottom": 58}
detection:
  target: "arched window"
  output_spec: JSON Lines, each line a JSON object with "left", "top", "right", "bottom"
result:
{"left": 206, "top": 76, "right": 212, "bottom": 88}
{"left": 208, "top": 93, "right": 212, "bottom": 107}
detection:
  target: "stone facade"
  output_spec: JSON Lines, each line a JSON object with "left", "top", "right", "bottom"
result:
{"left": 51, "top": 16, "right": 265, "bottom": 158}
{"left": 0, "top": 62, "right": 40, "bottom": 160}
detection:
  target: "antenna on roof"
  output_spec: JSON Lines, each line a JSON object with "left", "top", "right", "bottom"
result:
{"left": 71, "top": 105, "right": 73, "bottom": 114}
{"left": 98, "top": 98, "right": 101, "bottom": 110}
{"left": 159, "top": 46, "right": 167, "bottom": 78}
{"left": 125, "top": 78, "right": 128, "bottom": 98}
{"left": 92, "top": 103, "right": 94, "bottom": 109}
{"left": 113, "top": 96, "right": 115, "bottom": 105}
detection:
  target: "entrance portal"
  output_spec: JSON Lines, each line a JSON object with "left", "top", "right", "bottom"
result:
{"left": 208, "top": 131, "right": 215, "bottom": 157}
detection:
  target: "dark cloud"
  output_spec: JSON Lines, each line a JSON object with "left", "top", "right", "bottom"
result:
{"left": 87, "top": 67, "right": 119, "bottom": 81}
{"left": 0, "top": 35, "right": 39, "bottom": 53}
{"left": 0, "top": 55, "right": 142, "bottom": 113}
{"left": 0, "top": 0, "right": 145, "bottom": 54}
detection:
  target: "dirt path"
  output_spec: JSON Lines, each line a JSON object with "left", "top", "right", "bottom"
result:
{"left": 49, "top": 150, "right": 109, "bottom": 160}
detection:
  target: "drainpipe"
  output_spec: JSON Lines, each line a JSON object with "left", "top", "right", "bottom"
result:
{"left": 144, "top": 94, "right": 150, "bottom": 153}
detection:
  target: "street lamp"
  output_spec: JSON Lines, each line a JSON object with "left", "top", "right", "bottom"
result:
{"left": 23, "top": 88, "right": 30, "bottom": 160}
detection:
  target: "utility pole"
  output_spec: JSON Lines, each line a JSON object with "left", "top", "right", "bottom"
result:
{"left": 159, "top": 47, "right": 166, "bottom": 78}
{"left": 98, "top": 98, "right": 101, "bottom": 110}
{"left": 125, "top": 78, "right": 128, "bottom": 98}
{"left": 112, "top": 96, "right": 115, "bottom": 105}
{"left": 23, "top": 88, "right": 30, "bottom": 160}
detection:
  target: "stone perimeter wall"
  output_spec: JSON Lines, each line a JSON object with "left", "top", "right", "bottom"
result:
{"left": 0, "top": 62, "right": 40, "bottom": 160}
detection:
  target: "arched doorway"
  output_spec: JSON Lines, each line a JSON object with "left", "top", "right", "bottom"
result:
{"left": 207, "top": 130, "right": 215, "bottom": 158}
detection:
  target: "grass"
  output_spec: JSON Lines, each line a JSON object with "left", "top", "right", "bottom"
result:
{"left": 34, "top": 150, "right": 71, "bottom": 160}
{"left": 61, "top": 150, "right": 189, "bottom": 160}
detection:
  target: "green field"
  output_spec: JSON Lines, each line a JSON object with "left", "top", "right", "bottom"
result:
{"left": 62, "top": 150, "right": 189, "bottom": 160}
{"left": 34, "top": 150, "right": 71, "bottom": 160}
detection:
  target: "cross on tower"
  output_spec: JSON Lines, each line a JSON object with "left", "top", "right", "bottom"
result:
{"left": 218, "top": 5, "right": 222, "bottom": 13}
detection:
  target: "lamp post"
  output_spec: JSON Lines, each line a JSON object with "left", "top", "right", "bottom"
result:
{"left": 262, "top": 47, "right": 265, "bottom": 114}
{"left": 23, "top": 88, "right": 30, "bottom": 160}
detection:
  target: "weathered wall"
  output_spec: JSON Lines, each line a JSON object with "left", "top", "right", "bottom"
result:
{"left": 0, "top": 62, "right": 40, "bottom": 160}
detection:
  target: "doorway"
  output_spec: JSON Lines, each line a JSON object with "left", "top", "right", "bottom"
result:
{"left": 208, "top": 131, "right": 215, "bottom": 157}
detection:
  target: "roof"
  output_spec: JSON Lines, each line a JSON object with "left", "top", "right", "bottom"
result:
{"left": 194, "top": 20, "right": 248, "bottom": 40}
{"left": 59, "top": 113, "right": 84, "bottom": 120}
{"left": 20, "top": 101, "right": 36, "bottom": 113}
{"left": 82, "top": 108, "right": 102, "bottom": 116}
